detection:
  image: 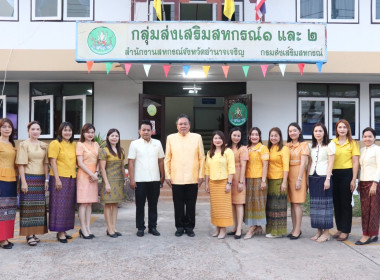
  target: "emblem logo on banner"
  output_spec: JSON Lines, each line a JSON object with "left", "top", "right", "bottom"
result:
{"left": 87, "top": 27, "right": 116, "bottom": 55}
{"left": 228, "top": 103, "right": 247, "bottom": 126}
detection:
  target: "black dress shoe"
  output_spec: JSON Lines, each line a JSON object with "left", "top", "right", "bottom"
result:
{"left": 355, "top": 239, "right": 371, "bottom": 245}
{"left": 370, "top": 236, "right": 378, "bottom": 243}
{"left": 7, "top": 241, "right": 14, "bottom": 246}
{"left": 286, "top": 233, "right": 293, "bottom": 238}
{"left": 57, "top": 233, "right": 68, "bottom": 243}
{"left": 106, "top": 230, "right": 118, "bottom": 238}
{"left": 175, "top": 229, "right": 184, "bottom": 237}
{"left": 89, "top": 234, "right": 95, "bottom": 238}
{"left": 289, "top": 232, "right": 302, "bottom": 240}
{"left": 79, "top": 229, "right": 93, "bottom": 239}
{"left": 234, "top": 234, "right": 242, "bottom": 240}
{"left": 186, "top": 229, "right": 195, "bottom": 237}
{"left": 227, "top": 231, "right": 236, "bottom": 236}
{"left": 0, "top": 243, "right": 13, "bottom": 249}
{"left": 136, "top": 229, "right": 144, "bottom": 237}
{"left": 148, "top": 228, "right": 161, "bottom": 236}
{"left": 115, "top": 232, "right": 122, "bottom": 236}
{"left": 65, "top": 235, "right": 72, "bottom": 240}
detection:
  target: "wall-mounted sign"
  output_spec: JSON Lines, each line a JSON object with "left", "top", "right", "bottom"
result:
{"left": 147, "top": 104, "right": 157, "bottom": 116}
{"left": 77, "top": 22, "right": 327, "bottom": 63}
{"left": 228, "top": 103, "right": 247, "bottom": 126}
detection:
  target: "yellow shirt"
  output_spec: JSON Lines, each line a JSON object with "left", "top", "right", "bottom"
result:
{"left": 164, "top": 132, "right": 205, "bottom": 184}
{"left": 205, "top": 148, "right": 235, "bottom": 180}
{"left": 267, "top": 145, "right": 290, "bottom": 179}
{"left": 0, "top": 142, "right": 17, "bottom": 182}
{"left": 48, "top": 140, "right": 77, "bottom": 178}
{"left": 16, "top": 140, "right": 49, "bottom": 175}
{"left": 246, "top": 143, "right": 269, "bottom": 179}
{"left": 332, "top": 138, "right": 360, "bottom": 169}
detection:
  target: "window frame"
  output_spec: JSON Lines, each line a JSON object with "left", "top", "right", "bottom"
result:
{"left": 31, "top": 95, "right": 54, "bottom": 139}
{"left": 372, "top": 0, "right": 380, "bottom": 23}
{"left": 329, "top": 97, "right": 359, "bottom": 139}
{"left": 62, "top": 94, "right": 87, "bottom": 139}
{"left": 0, "top": 0, "right": 19, "bottom": 21}
{"left": 296, "top": 0, "right": 327, "bottom": 23}
{"left": 148, "top": 1, "right": 243, "bottom": 21}
{"left": 0, "top": 95, "right": 6, "bottom": 118}
{"left": 327, "top": 0, "right": 359, "bottom": 23}
{"left": 31, "top": 0, "right": 62, "bottom": 21}
{"left": 298, "top": 97, "right": 328, "bottom": 139}
{"left": 63, "top": 0, "right": 94, "bottom": 21}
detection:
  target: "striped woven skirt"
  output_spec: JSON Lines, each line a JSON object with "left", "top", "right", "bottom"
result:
{"left": 209, "top": 179, "right": 233, "bottom": 227}
{"left": 359, "top": 181, "right": 380, "bottom": 236}
{"left": 309, "top": 174, "right": 333, "bottom": 229}
{"left": 244, "top": 178, "right": 267, "bottom": 226}
{"left": 49, "top": 176, "right": 76, "bottom": 232}
{"left": 19, "top": 174, "right": 48, "bottom": 236}
{"left": 0, "top": 180, "right": 17, "bottom": 240}
{"left": 266, "top": 179, "right": 287, "bottom": 236}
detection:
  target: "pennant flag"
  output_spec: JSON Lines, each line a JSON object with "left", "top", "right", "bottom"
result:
{"left": 163, "top": 64, "right": 171, "bottom": 78}
{"left": 316, "top": 62, "right": 323, "bottom": 73}
{"left": 124, "top": 63, "right": 132, "bottom": 75}
{"left": 183, "top": 65, "right": 191, "bottom": 76}
{"left": 86, "top": 61, "right": 94, "bottom": 74}
{"left": 255, "top": 0, "right": 267, "bottom": 21}
{"left": 143, "top": 64, "right": 151, "bottom": 77}
{"left": 242, "top": 65, "right": 250, "bottom": 77}
{"left": 279, "top": 64, "right": 287, "bottom": 77}
{"left": 222, "top": 65, "right": 230, "bottom": 79}
{"left": 298, "top": 63, "right": 305, "bottom": 76}
{"left": 223, "top": 0, "right": 235, "bottom": 20}
{"left": 105, "top": 62, "right": 113, "bottom": 75}
{"left": 260, "top": 64, "right": 268, "bottom": 78}
{"left": 153, "top": 0, "right": 162, "bottom": 21}
{"left": 202, "top": 65, "right": 210, "bottom": 77}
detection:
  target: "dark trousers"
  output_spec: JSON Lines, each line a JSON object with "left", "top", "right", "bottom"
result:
{"left": 172, "top": 184, "right": 198, "bottom": 231}
{"left": 135, "top": 181, "right": 160, "bottom": 230}
{"left": 332, "top": 169, "right": 353, "bottom": 234}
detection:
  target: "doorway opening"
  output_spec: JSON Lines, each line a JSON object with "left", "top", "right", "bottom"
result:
{"left": 140, "top": 82, "right": 250, "bottom": 151}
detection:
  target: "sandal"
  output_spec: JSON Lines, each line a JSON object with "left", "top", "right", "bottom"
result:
{"left": 26, "top": 236, "right": 38, "bottom": 246}
{"left": 33, "top": 235, "right": 40, "bottom": 243}
{"left": 332, "top": 231, "right": 341, "bottom": 239}
{"left": 310, "top": 232, "right": 322, "bottom": 241}
{"left": 254, "top": 226, "right": 263, "bottom": 235}
{"left": 316, "top": 234, "right": 330, "bottom": 243}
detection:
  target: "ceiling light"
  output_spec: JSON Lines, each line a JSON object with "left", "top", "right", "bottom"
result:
{"left": 183, "top": 71, "right": 206, "bottom": 79}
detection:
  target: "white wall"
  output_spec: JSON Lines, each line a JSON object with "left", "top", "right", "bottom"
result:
{"left": 94, "top": 80, "right": 141, "bottom": 140}
{"left": 248, "top": 80, "right": 297, "bottom": 140}
{"left": 1, "top": 0, "right": 380, "bottom": 52}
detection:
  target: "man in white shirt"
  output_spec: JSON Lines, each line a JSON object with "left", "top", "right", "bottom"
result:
{"left": 128, "top": 120, "right": 165, "bottom": 237}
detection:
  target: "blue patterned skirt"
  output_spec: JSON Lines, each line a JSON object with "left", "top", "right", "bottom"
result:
{"left": 309, "top": 174, "right": 333, "bottom": 229}
{"left": 19, "top": 174, "right": 48, "bottom": 236}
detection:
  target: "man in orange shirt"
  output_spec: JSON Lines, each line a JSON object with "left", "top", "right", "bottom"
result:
{"left": 165, "top": 114, "right": 205, "bottom": 237}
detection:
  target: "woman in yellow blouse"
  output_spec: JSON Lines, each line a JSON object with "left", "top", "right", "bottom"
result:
{"left": 99, "top": 128, "right": 126, "bottom": 238}
{"left": 205, "top": 130, "right": 235, "bottom": 239}
{"left": 266, "top": 127, "right": 290, "bottom": 238}
{"left": 48, "top": 122, "right": 77, "bottom": 243}
{"left": 331, "top": 119, "right": 359, "bottom": 242}
{"left": 286, "top": 122, "right": 309, "bottom": 240}
{"left": 244, "top": 127, "right": 269, "bottom": 239}
{"left": 227, "top": 127, "right": 248, "bottom": 239}
{"left": 0, "top": 118, "right": 17, "bottom": 249}
{"left": 356, "top": 127, "right": 380, "bottom": 245}
{"left": 16, "top": 121, "right": 49, "bottom": 246}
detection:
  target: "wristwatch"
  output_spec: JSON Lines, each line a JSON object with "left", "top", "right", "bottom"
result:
{"left": 227, "top": 181, "right": 232, "bottom": 185}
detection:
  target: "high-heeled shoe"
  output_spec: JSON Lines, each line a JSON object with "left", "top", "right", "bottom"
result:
{"left": 56, "top": 233, "right": 67, "bottom": 243}
{"left": 79, "top": 229, "right": 93, "bottom": 239}
{"left": 89, "top": 234, "right": 95, "bottom": 238}
{"left": 290, "top": 232, "right": 302, "bottom": 240}
{"left": 106, "top": 230, "right": 118, "bottom": 238}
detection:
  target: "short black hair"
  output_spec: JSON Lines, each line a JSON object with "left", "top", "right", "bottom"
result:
{"left": 362, "top": 127, "right": 376, "bottom": 138}
{"left": 56, "top": 122, "right": 74, "bottom": 143}
{"left": 176, "top": 114, "right": 191, "bottom": 124}
{"left": 140, "top": 120, "right": 152, "bottom": 130}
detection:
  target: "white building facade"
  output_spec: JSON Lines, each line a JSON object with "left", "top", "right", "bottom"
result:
{"left": 1, "top": 0, "right": 380, "bottom": 147}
